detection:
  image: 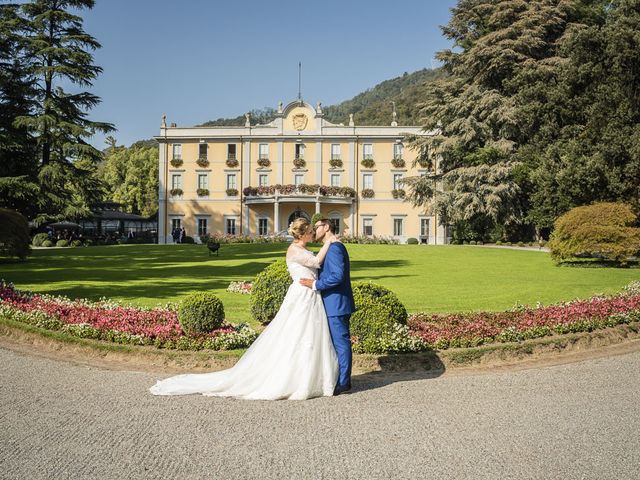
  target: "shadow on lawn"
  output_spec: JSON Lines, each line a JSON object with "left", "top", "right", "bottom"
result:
{"left": 350, "top": 351, "right": 446, "bottom": 394}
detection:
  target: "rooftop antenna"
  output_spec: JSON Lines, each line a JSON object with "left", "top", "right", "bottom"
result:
{"left": 298, "top": 61, "right": 302, "bottom": 102}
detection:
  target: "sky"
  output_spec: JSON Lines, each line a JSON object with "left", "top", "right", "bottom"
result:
{"left": 73, "top": 0, "right": 459, "bottom": 149}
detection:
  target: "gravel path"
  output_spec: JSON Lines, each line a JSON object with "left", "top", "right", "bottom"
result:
{"left": 1, "top": 346, "right": 639, "bottom": 480}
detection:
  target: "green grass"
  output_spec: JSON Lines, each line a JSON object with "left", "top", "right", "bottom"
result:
{"left": 1, "top": 244, "right": 638, "bottom": 327}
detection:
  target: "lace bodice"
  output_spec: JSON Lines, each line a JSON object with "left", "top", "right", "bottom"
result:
{"left": 286, "top": 247, "right": 320, "bottom": 281}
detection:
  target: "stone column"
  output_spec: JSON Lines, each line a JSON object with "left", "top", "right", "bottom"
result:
{"left": 316, "top": 140, "right": 322, "bottom": 184}
{"left": 274, "top": 199, "right": 280, "bottom": 233}
{"left": 315, "top": 196, "right": 321, "bottom": 215}
{"left": 277, "top": 140, "right": 284, "bottom": 184}
{"left": 349, "top": 201, "right": 355, "bottom": 235}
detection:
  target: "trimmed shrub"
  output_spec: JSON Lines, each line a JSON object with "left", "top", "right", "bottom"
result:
{"left": 350, "top": 283, "right": 408, "bottom": 351}
{"left": 42, "top": 240, "right": 53, "bottom": 247}
{"left": 71, "top": 240, "right": 83, "bottom": 247}
{"left": 0, "top": 208, "right": 31, "bottom": 260}
{"left": 251, "top": 259, "right": 292, "bottom": 324}
{"left": 32, "top": 233, "right": 49, "bottom": 247}
{"left": 178, "top": 292, "right": 225, "bottom": 335}
{"left": 548, "top": 202, "right": 640, "bottom": 263}
{"left": 56, "top": 239, "right": 69, "bottom": 247}
{"left": 311, "top": 213, "right": 324, "bottom": 226}
{"left": 469, "top": 240, "right": 477, "bottom": 245}
{"left": 407, "top": 237, "right": 419, "bottom": 245}
{"left": 517, "top": 241, "right": 524, "bottom": 247}
{"left": 181, "top": 235, "right": 195, "bottom": 244}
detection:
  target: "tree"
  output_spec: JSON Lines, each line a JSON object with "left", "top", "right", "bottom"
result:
{"left": 0, "top": 4, "right": 39, "bottom": 217}
{"left": 14, "top": 0, "right": 113, "bottom": 224}
{"left": 98, "top": 142, "right": 158, "bottom": 217}
{"left": 0, "top": 208, "right": 31, "bottom": 261}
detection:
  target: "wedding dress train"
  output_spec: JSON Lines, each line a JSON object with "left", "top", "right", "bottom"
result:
{"left": 149, "top": 248, "right": 338, "bottom": 400}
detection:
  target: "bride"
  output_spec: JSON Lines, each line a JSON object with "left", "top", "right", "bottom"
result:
{"left": 149, "top": 218, "right": 339, "bottom": 400}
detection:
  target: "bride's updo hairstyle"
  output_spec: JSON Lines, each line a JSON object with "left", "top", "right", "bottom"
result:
{"left": 288, "top": 218, "right": 310, "bottom": 239}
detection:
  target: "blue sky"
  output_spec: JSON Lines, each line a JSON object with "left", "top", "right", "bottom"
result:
{"left": 76, "top": 0, "right": 458, "bottom": 148}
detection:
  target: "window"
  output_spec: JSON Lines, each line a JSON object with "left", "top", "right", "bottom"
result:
{"left": 329, "top": 218, "right": 340, "bottom": 234}
{"left": 226, "top": 218, "right": 237, "bottom": 235}
{"left": 227, "top": 144, "right": 236, "bottom": 159}
{"left": 330, "top": 174, "right": 340, "bottom": 187}
{"left": 198, "top": 174, "right": 208, "bottom": 190}
{"left": 393, "top": 174, "right": 403, "bottom": 190}
{"left": 259, "top": 143, "right": 269, "bottom": 159}
{"left": 198, "top": 218, "right": 208, "bottom": 237}
{"left": 393, "top": 142, "right": 404, "bottom": 159}
{"left": 363, "top": 143, "right": 373, "bottom": 160}
{"left": 226, "top": 174, "right": 237, "bottom": 190}
{"left": 295, "top": 143, "right": 305, "bottom": 159}
{"left": 258, "top": 174, "right": 268, "bottom": 187}
{"left": 363, "top": 173, "right": 373, "bottom": 190}
{"left": 394, "top": 218, "right": 403, "bottom": 236}
{"left": 421, "top": 218, "right": 430, "bottom": 242}
{"left": 294, "top": 174, "right": 304, "bottom": 186}
{"left": 171, "top": 218, "right": 181, "bottom": 231}
{"left": 171, "top": 174, "right": 182, "bottom": 189}
{"left": 363, "top": 218, "right": 373, "bottom": 236}
{"left": 199, "top": 143, "right": 207, "bottom": 158}
{"left": 172, "top": 144, "right": 182, "bottom": 159}
{"left": 331, "top": 144, "right": 341, "bottom": 160}
{"left": 258, "top": 218, "right": 268, "bottom": 236}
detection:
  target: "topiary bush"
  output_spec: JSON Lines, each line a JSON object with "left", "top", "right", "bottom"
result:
{"left": 548, "top": 202, "right": 640, "bottom": 264}
{"left": 32, "top": 233, "right": 49, "bottom": 247}
{"left": 71, "top": 240, "right": 83, "bottom": 247}
{"left": 56, "top": 239, "right": 69, "bottom": 247}
{"left": 251, "top": 259, "right": 292, "bottom": 324}
{"left": 350, "top": 283, "right": 408, "bottom": 351}
{"left": 0, "top": 208, "right": 31, "bottom": 260}
{"left": 181, "top": 235, "right": 195, "bottom": 244}
{"left": 42, "top": 240, "right": 53, "bottom": 247}
{"left": 311, "top": 213, "right": 323, "bottom": 226}
{"left": 407, "top": 237, "right": 419, "bottom": 245}
{"left": 178, "top": 292, "right": 225, "bottom": 335}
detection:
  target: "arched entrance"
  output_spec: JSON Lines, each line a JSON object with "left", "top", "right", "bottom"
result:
{"left": 287, "top": 209, "right": 310, "bottom": 226}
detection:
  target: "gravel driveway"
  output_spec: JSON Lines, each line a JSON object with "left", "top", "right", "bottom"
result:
{"left": 1, "top": 346, "right": 639, "bottom": 479}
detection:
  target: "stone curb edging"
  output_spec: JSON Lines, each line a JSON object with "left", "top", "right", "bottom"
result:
{"left": 2, "top": 316, "right": 639, "bottom": 375}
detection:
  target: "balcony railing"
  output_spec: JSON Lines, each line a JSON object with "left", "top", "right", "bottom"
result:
{"left": 243, "top": 184, "right": 356, "bottom": 198}
{"left": 227, "top": 153, "right": 237, "bottom": 160}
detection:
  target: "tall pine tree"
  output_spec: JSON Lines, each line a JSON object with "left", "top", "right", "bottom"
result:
{"left": 15, "top": 0, "right": 113, "bottom": 224}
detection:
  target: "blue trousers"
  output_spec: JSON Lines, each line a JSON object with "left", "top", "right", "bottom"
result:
{"left": 327, "top": 314, "right": 352, "bottom": 388}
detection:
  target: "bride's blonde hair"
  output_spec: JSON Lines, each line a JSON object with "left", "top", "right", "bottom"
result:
{"left": 288, "top": 218, "right": 310, "bottom": 239}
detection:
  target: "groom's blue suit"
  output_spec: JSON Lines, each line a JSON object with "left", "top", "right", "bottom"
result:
{"left": 315, "top": 242, "right": 356, "bottom": 390}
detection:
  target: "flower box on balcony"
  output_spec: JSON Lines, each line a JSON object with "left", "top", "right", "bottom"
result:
{"left": 392, "top": 189, "right": 406, "bottom": 199}
{"left": 197, "top": 188, "right": 209, "bottom": 197}
{"left": 170, "top": 158, "right": 183, "bottom": 168}
{"left": 196, "top": 157, "right": 209, "bottom": 167}
{"left": 226, "top": 188, "right": 238, "bottom": 196}
{"left": 293, "top": 157, "right": 306, "bottom": 168}
{"left": 361, "top": 188, "right": 375, "bottom": 199}
{"left": 170, "top": 188, "right": 183, "bottom": 196}
{"left": 361, "top": 158, "right": 375, "bottom": 169}
{"left": 329, "top": 158, "right": 343, "bottom": 168}
{"left": 257, "top": 158, "right": 271, "bottom": 168}
{"left": 391, "top": 158, "right": 406, "bottom": 168}
{"left": 226, "top": 158, "right": 239, "bottom": 168}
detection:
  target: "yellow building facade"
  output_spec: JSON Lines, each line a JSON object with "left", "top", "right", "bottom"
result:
{"left": 155, "top": 100, "right": 447, "bottom": 244}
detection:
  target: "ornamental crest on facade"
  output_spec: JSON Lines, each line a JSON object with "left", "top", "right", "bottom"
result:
{"left": 293, "top": 114, "right": 308, "bottom": 130}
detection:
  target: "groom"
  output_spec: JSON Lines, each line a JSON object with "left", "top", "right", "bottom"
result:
{"left": 300, "top": 218, "right": 356, "bottom": 395}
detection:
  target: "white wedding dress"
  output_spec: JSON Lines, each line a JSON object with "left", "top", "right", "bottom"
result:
{"left": 149, "top": 247, "right": 339, "bottom": 400}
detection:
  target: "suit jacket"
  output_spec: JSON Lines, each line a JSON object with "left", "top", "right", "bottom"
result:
{"left": 315, "top": 242, "right": 356, "bottom": 317}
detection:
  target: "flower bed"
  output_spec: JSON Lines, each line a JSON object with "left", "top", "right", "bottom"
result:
{"left": 408, "top": 290, "right": 640, "bottom": 349}
{"left": 227, "top": 281, "right": 253, "bottom": 295}
{"left": 0, "top": 281, "right": 257, "bottom": 351}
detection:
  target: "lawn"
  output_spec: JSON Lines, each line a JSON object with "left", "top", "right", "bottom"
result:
{"left": 1, "top": 244, "right": 638, "bottom": 326}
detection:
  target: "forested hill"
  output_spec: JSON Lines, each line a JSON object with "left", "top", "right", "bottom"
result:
{"left": 197, "top": 68, "right": 445, "bottom": 127}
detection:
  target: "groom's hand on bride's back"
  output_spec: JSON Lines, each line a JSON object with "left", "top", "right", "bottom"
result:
{"left": 299, "top": 278, "right": 314, "bottom": 289}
